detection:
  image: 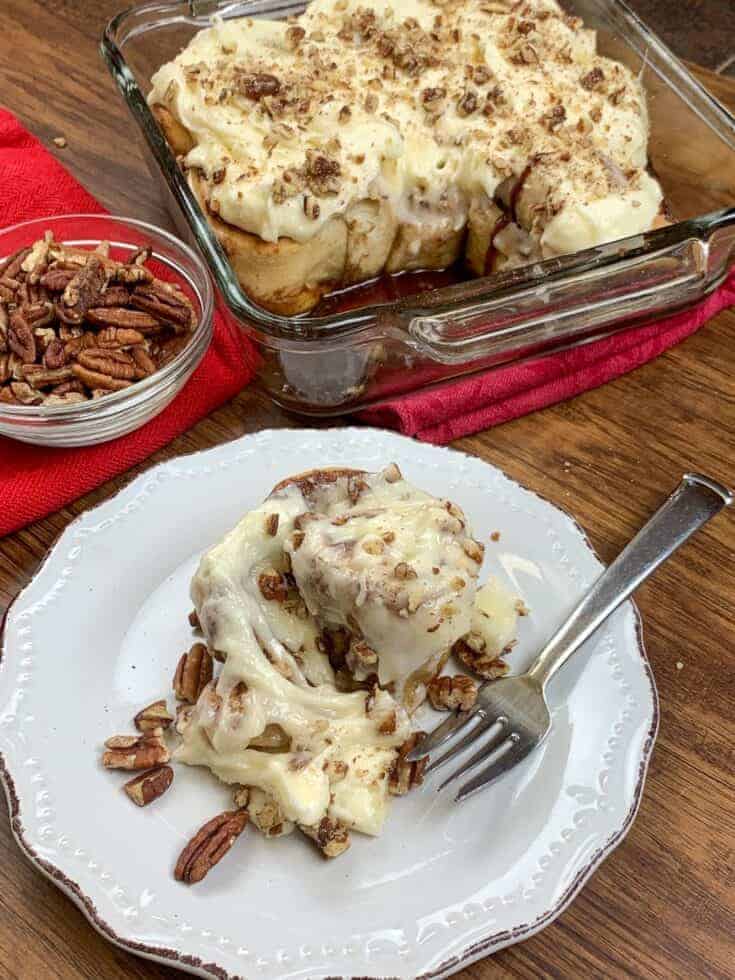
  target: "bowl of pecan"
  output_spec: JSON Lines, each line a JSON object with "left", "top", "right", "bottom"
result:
{"left": 0, "top": 214, "right": 213, "bottom": 446}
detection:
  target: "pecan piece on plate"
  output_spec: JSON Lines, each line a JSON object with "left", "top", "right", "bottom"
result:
{"left": 123, "top": 765, "right": 174, "bottom": 807}
{"left": 175, "top": 809, "right": 249, "bottom": 884}
{"left": 10, "top": 381, "right": 43, "bottom": 405}
{"left": 300, "top": 816, "right": 351, "bottom": 858}
{"left": 427, "top": 674, "right": 479, "bottom": 712}
{"left": 389, "top": 732, "right": 428, "bottom": 796}
{"left": 59, "top": 256, "right": 106, "bottom": 324}
{"left": 173, "top": 642, "right": 213, "bottom": 702}
{"left": 454, "top": 638, "right": 509, "bottom": 680}
{"left": 134, "top": 699, "right": 175, "bottom": 732}
{"left": 102, "top": 730, "right": 170, "bottom": 770}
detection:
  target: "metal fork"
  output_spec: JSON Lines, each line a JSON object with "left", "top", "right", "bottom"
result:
{"left": 406, "top": 473, "right": 732, "bottom": 802}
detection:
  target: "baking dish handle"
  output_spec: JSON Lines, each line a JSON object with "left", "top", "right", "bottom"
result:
{"left": 405, "top": 213, "right": 735, "bottom": 366}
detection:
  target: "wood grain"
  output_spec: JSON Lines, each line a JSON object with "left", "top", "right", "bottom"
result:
{"left": 1, "top": 4, "right": 734, "bottom": 978}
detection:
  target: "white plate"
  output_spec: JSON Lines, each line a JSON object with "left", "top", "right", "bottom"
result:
{"left": 0, "top": 428, "right": 657, "bottom": 979}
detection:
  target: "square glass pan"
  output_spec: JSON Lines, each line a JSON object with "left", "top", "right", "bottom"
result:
{"left": 102, "top": 0, "right": 735, "bottom": 415}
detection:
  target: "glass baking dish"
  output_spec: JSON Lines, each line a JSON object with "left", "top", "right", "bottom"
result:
{"left": 102, "top": 0, "right": 735, "bottom": 415}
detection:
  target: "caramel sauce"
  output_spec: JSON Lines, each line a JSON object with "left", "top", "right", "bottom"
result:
{"left": 314, "top": 265, "right": 466, "bottom": 316}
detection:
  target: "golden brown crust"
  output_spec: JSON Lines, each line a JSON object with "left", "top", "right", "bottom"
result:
{"left": 270, "top": 467, "right": 366, "bottom": 496}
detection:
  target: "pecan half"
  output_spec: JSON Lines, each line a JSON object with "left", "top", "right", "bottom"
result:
{"left": 130, "top": 345, "right": 157, "bottom": 378}
{"left": 427, "top": 674, "right": 479, "bottom": 712}
{"left": 21, "top": 365, "right": 74, "bottom": 388}
{"left": 59, "top": 256, "right": 106, "bottom": 324}
{"left": 71, "top": 363, "right": 132, "bottom": 391}
{"left": 175, "top": 809, "right": 249, "bottom": 884}
{"left": 135, "top": 699, "right": 175, "bottom": 732}
{"left": 77, "top": 348, "right": 137, "bottom": 380}
{"left": 173, "top": 642, "right": 213, "bottom": 702}
{"left": 43, "top": 338, "right": 66, "bottom": 369}
{"left": 95, "top": 285, "right": 132, "bottom": 307}
{"left": 8, "top": 311, "right": 36, "bottom": 363}
{"left": 85, "top": 307, "right": 161, "bottom": 333}
{"left": 95, "top": 326, "right": 145, "bottom": 348}
{"left": 300, "top": 817, "right": 351, "bottom": 858}
{"left": 40, "top": 267, "right": 75, "bottom": 292}
{"left": 123, "top": 765, "right": 174, "bottom": 807}
{"left": 258, "top": 569, "right": 288, "bottom": 602}
{"left": 130, "top": 281, "right": 195, "bottom": 333}
{"left": 389, "top": 732, "right": 427, "bottom": 795}
{"left": 102, "top": 730, "right": 170, "bottom": 770}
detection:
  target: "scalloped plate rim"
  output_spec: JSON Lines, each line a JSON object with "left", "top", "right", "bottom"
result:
{"left": 0, "top": 426, "right": 659, "bottom": 979}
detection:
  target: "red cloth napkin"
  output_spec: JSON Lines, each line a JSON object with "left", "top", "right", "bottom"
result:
{"left": 360, "top": 271, "right": 735, "bottom": 443}
{"left": 0, "top": 109, "right": 255, "bottom": 538}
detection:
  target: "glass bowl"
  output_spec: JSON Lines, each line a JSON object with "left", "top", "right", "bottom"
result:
{"left": 0, "top": 214, "right": 213, "bottom": 447}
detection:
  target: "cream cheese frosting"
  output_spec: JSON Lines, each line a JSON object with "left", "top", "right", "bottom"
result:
{"left": 176, "top": 464, "right": 519, "bottom": 838}
{"left": 149, "top": 0, "right": 662, "bottom": 262}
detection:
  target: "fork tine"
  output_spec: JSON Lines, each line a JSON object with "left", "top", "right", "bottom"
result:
{"left": 435, "top": 720, "right": 510, "bottom": 788}
{"left": 404, "top": 706, "right": 482, "bottom": 762}
{"left": 454, "top": 734, "right": 533, "bottom": 802}
{"left": 425, "top": 714, "right": 506, "bottom": 776}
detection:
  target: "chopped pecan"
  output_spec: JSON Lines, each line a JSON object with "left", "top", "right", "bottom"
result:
{"left": 39, "top": 267, "right": 75, "bottom": 292}
{"left": 389, "top": 732, "right": 427, "bottom": 795}
{"left": 258, "top": 569, "right": 289, "bottom": 602}
{"left": 123, "top": 765, "right": 174, "bottom": 807}
{"left": 241, "top": 787, "right": 292, "bottom": 837}
{"left": 346, "top": 473, "right": 368, "bottom": 504}
{"left": 95, "top": 285, "right": 132, "bottom": 307}
{"left": 71, "top": 363, "right": 132, "bottom": 391}
{"left": 580, "top": 66, "right": 605, "bottom": 90}
{"left": 300, "top": 817, "right": 351, "bottom": 858}
{"left": 8, "top": 311, "right": 36, "bottom": 363}
{"left": 188, "top": 608, "right": 201, "bottom": 629}
{"left": 454, "top": 638, "right": 509, "bottom": 680}
{"left": 462, "top": 538, "right": 484, "bottom": 563}
{"left": 175, "top": 809, "right": 249, "bottom": 884}
{"left": 394, "top": 561, "right": 417, "bottom": 580}
{"left": 102, "top": 730, "right": 170, "bottom": 770}
{"left": 0, "top": 246, "right": 31, "bottom": 281}
{"left": 0, "top": 354, "right": 11, "bottom": 384}
{"left": 22, "top": 301, "right": 55, "bottom": 328}
{"left": 457, "top": 90, "right": 479, "bottom": 116}
{"left": 10, "top": 381, "right": 43, "bottom": 405}
{"left": 173, "top": 642, "right": 213, "bottom": 702}
{"left": 427, "top": 674, "right": 478, "bottom": 712}
{"left": 264, "top": 512, "right": 279, "bottom": 536}
{"left": 135, "top": 699, "right": 175, "bottom": 732}
{"left": 59, "top": 256, "right": 106, "bottom": 324}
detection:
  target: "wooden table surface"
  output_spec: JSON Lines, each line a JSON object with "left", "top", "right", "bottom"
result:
{"left": 1, "top": 3, "right": 734, "bottom": 978}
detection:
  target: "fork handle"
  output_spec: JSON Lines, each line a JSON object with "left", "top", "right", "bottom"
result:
{"left": 527, "top": 473, "right": 732, "bottom": 687}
